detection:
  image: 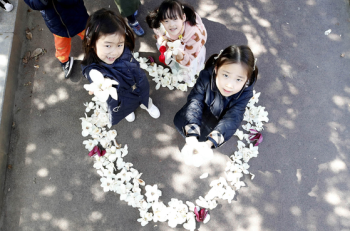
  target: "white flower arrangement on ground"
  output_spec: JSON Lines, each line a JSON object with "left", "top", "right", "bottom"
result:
{"left": 133, "top": 52, "right": 194, "bottom": 91}
{"left": 81, "top": 72, "right": 269, "bottom": 229}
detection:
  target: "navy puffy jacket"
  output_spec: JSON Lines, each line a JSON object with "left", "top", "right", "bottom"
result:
{"left": 24, "top": 0, "right": 89, "bottom": 37}
{"left": 81, "top": 48, "right": 150, "bottom": 125}
{"left": 174, "top": 65, "right": 256, "bottom": 148}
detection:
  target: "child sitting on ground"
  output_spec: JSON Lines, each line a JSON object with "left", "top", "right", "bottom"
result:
{"left": 146, "top": 0, "right": 207, "bottom": 85}
{"left": 81, "top": 9, "right": 160, "bottom": 125}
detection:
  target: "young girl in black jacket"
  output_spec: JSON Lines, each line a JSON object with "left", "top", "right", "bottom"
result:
{"left": 174, "top": 45, "right": 258, "bottom": 150}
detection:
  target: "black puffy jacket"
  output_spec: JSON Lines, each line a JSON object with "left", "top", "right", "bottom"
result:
{"left": 174, "top": 65, "right": 256, "bottom": 148}
{"left": 24, "top": 0, "right": 89, "bottom": 37}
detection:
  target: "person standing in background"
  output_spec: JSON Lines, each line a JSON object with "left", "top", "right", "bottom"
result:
{"left": 24, "top": 0, "right": 89, "bottom": 78}
{"left": 114, "top": 0, "right": 145, "bottom": 37}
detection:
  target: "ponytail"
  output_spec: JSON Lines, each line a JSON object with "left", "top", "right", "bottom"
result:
{"left": 146, "top": 10, "right": 160, "bottom": 29}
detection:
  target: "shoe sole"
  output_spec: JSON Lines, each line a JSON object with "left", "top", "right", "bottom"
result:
{"left": 65, "top": 57, "right": 74, "bottom": 78}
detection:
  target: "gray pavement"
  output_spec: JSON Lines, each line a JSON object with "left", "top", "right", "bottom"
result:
{"left": 1, "top": 0, "right": 350, "bottom": 230}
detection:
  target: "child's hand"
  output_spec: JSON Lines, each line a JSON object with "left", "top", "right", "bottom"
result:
{"left": 176, "top": 51, "right": 184, "bottom": 61}
{"left": 88, "top": 91, "right": 94, "bottom": 95}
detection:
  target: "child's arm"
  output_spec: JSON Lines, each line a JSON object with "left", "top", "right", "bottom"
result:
{"left": 24, "top": 0, "right": 49, "bottom": 10}
{"left": 176, "top": 27, "right": 206, "bottom": 66}
{"left": 180, "top": 70, "right": 209, "bottom": 138}
{"left": 207, "top": 94, "right": 252, "bottom": 148}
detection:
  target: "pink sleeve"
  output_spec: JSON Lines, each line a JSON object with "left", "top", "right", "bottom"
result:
{"left": 177, "top": 27, "right": 207, "bottom": 66}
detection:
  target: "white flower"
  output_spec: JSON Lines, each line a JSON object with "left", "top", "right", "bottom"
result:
{"left": 183, "top": 212, "right": 196, "bottom": 231}
{"left": 83, "top": 139, "right": 98, "bottom": 151}
{"left": 137, "top": 209, "right": 153, "bottom": 226}
{"left": 84, "top": 102, "right": 95, "bottom": 112}
{"left": 181, "top": 141, "right": 214, "bottom": 167}
{"left": 116, "top": 168, "right": 133, "bottom": 183}
{"left": 107, "top": 130, "right": 117, "bottom": 140}
{"left": 250, "top": 173, "right": 255, "bottom": 180}
{"left": 166, "top": 40, "right": 182, "bottom": 60}
{"left": 152, "top": 202, "right": 168, "bottom": 222}
{"left": 237, "top": 141, "right": 246, "bottom": 150}
{"left": 81, "top": 120, "right": 93, "bottom": 137}
{"left": 147, "top": 64, "right": 159, "bottom": 78}
{"left": 230, "top": 151, "right": 243, "bottom": 164}
{"left": 145, "top": 184, "right": 162, "bottom": 202}
{"left": 247, "top": 91, "right": 260, "bottom": 108}
{"left": 240, "top": 162, "right": 250, "bottom": 174}
{"left": 234, "top": 129, "right": 244, "bottom": 140}
{"left": 177, "top": 83, "right": 188, "bottom": 92}
{"left": 195, "top": 196, "right": 217, "bottom": 210}
{"left": 116, "top": 157, "right": 125, "bottom": 170}
{"left": 139, "top": 57, "right": 149, "bottom": 70}
{"left": 199, "top": 173, "right": 209, "bottom": 179}
{"left": 100, "top": 177, "right": 114, "bottom": 192}
{"left": 84, "top": 69, "right": 119, "bottom": 102}
{"left": 222, "top": 186, "right": 236, "bottom": 203}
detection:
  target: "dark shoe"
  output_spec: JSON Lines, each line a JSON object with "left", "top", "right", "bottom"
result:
{"left": 0, "top": 0, "right": 13, "bottom": 12}
{"left": 128, "top": 21, "right": 145, "bottom": 37}
{"left": 61, "top": 57, "right": 74, "bottom": 78}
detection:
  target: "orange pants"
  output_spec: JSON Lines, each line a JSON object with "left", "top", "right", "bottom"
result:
{"left": 53, "top": 30, "right": 85, "bottom": 63}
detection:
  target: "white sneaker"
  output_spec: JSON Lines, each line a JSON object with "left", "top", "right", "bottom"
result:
{"left": 145, "top": 104, "right": 160, "bottom": 119}
{"left": 0, "top": 0, "right": 13, "bottom": 12}
{"left": 125, "top": 112, "right": 135, "bottom": 122}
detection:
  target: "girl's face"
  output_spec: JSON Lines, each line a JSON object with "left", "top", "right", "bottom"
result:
{"left": 215, "top": 63, "right": 248, "bottom": 97}
{"left": 95, "top": 33, "right": 125, "bottom": 64}
{"left": 161, "top": 12, "right": 186, "bottom": 36}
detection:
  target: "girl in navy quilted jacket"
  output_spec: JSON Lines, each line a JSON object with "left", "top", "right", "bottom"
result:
{"left": 174, "top": 45, "right": 258, "bottom": 149}
{"left": 81, "top": 9, "right": 160, "bottom": 126}
{"left": 24, "top": 0, "right": 89, "bottom": 78}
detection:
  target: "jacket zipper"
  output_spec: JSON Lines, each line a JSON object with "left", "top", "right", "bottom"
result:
{"left": 52, "top": 1, "right": 71, "bottom": 37}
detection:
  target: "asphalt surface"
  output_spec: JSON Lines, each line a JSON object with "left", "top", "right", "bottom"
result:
{"left": 1, "top": 0, "right": 350, "bottom": 230}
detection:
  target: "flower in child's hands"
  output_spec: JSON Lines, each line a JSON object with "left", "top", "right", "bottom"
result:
{"left": 166, "top": 40, "right": 182, "bottom": 60}
{"left": 181, "top": 138, "right": 213, "bottom": 167}
{"left": 84, "top": 70, "right": 119, "bottom": 102}
{"left": 194, "top": 206, "right": 210, "bottom": 223}
{"left": 249, "top": 129, "right": 263, "bottom": 146}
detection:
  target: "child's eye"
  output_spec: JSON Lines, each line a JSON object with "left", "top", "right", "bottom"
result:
{"left": 118, "top": 44, "right": 124, "bottom": 47}
{"left": 223, "top": 74, "right": 229, "bottom": 78}
{"left": 237, "top": 79, "right": 242, "bottom": 82}
{"left": 106, "top": 45, "right": 111, "bottom": 48}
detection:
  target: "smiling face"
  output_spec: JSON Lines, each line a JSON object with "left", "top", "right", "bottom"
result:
{"left": 95, "top": 33, "right": 125, "bottom": 64}
{"left": 215, "top": 62, "right": 248, "bottom": 97}
{"left": 161, "top": 12, "right": 186, "bottom": 36}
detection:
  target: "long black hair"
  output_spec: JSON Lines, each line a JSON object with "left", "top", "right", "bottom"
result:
{"left": 82, "top": 9, "right": 135, "bottom": 66}
{"left": 146, "top": 0, "right": 197, "bottom": 29}
{"left": 205, "top": 45, "right": 258, "bottom": 85}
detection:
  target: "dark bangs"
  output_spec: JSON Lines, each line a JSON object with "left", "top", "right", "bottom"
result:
{"left": 82, "top": 9, "right": 135, "bottom": 66}
{"left": 158, "top": 1, "right": 184, "bottom": 21}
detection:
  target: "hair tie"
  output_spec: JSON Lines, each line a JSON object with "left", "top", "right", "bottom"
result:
{"left": 182, "top": 5, "right": 184, "bottom": 9}
{"left": 214, "top": 50, "right": 223, "bottom": 60}
{"left": 253, "top": 58, "right": 257, "bottom": 71}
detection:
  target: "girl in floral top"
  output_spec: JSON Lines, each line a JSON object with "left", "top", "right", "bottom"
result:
{"left": 146, "top": 0, "right": 207, "bottom": 85}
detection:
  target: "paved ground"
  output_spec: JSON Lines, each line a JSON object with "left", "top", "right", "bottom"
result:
{"left": 1, "top": 0, "right": 350, "bottom": 230}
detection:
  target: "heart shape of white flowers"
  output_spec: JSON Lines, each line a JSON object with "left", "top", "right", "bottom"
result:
{"left": 81, "top": 53, "right": 269, "bottom": 230}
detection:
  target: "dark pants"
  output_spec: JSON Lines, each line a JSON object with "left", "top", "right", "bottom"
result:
{"left": 173, "top": 105, "right": 219, "bottom": 142}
